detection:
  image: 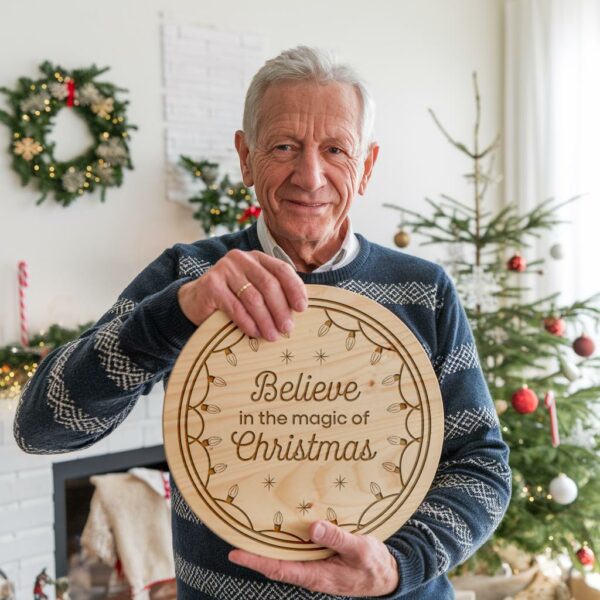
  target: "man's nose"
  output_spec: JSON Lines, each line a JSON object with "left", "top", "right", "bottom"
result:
{"left": 290, "top": 147, "right": 327, "bottom": 192}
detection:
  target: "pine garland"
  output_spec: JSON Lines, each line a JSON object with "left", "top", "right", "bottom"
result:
{"left": 180, "top": 156, "right": 261, "bottom": 235}
{"left": 0, "top": 322, "right": 93, "bottom": 399}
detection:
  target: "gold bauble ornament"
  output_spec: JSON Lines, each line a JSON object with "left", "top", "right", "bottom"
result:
{"left": 394, "top": 229, "right": 411, "bottom": 248}
{"left": 495, "top": 399, "right": 508, "bottom": 415}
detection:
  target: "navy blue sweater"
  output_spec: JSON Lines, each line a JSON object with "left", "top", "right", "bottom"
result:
{"left": 14, "top": 224, "right": 511, "bottom": 599}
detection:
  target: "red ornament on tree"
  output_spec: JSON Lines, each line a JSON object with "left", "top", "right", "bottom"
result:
{"left": 511, "top": 385, "right": 539, "bottom": 414}
{"left": 507, "top": 254, "right": 527, "bottom": 272}
{"left": 544, "top": 316, "right": 566, "bottom": 336}
{"left": 576, "top": 546, "right": 595, "bottom": 567}
{"left": 573, "top": 334, "right": 595, "bottom": 358}
{"left": 238, "top": 205, "right": 261, "bottom": 224}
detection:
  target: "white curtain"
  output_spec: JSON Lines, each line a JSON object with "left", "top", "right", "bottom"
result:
{"left": 505, "top": 0, "right": 600, "bottom": 305}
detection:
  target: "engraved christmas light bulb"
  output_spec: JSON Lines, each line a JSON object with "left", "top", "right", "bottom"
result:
{"left": 249, "top": 337, "right": 259, "bottom": 352}
{"left": 208, "top": 463, "right": 227, "bottom": 475}
{"left": 386, "top": 402, "right": 407, "bottom": 413}
{"left": 226, "top": 484, "right": 239, "bottom": 503}
{"left": 382, "top": 374, "right": 401, "bottom": 386}
{"left": 225, "top": 348, "right": 237, "bottom": 366}
{"left": 326, "top": 507, "right": 338, "bottom": 525}
{"left": 201, "top": 403, "right": 221, "bottom": 414}
{"left": 273, "top": 511, "right": 283, "bottom": 531}
{"left": 345, "top": 331, "right": 356, "bottom": 351}
{"left": 201, "top": 436, "right": 222, "bottom": 447}
{"left": 387, "top": 436, "right": 408, "bottom": 446}
{"left": 370, "top": 482, "right": 384, "bottom": 500}
{"left": 318, "top": 319, "right": 333, "bottom": 337}
{"left": 208, "top": 375, "right": 226, "bottom": 387}
{"left": 370, "top": 346, "right": 383, "bottom": 365}
{"left": 383, "top": 462, "right": 401, "bottom": 473}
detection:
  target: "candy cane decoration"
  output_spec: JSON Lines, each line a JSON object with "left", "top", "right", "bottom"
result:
{"left": 544, "top": 390, "right": 560, "bottom": 448}
{"left": 17, "top": 260, "right": 29, "bottom": 348}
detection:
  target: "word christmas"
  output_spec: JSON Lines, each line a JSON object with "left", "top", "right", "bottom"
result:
{"left": 230, "top": 431, "right": 377, "bottom": 462}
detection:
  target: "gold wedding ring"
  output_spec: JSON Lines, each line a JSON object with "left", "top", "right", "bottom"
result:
{"left": 236, "top": 282, "right": 253, "bottom": 298}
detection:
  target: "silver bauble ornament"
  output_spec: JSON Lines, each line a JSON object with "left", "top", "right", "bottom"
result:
{"left": 550, "top": 243, "right": 564, "bottom": 260}
{"left": 559, "top": 357, "right": 580, "bottom": 382}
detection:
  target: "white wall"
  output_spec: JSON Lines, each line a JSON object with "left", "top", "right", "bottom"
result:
{"left": 0, "top": 0, "right": 504, "bottom": 344}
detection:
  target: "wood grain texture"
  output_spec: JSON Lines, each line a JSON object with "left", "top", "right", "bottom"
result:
{"left": 164, "top": 284, "right": 444, "bottom": 560}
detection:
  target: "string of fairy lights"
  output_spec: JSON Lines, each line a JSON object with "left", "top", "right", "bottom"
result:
{"left": 1, "top": 260, "right": 92, "bottom": 401}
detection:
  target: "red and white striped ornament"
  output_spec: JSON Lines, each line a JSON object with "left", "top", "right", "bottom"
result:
{"left": 17, "top": 260, "right": 29, "bottom": 348}
{"left": 544, "top": 390, "right": 560, "bottom": 448}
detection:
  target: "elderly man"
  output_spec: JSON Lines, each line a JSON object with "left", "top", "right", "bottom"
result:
{"left": 15, "top": 47, "right": 511, "bottom": 599}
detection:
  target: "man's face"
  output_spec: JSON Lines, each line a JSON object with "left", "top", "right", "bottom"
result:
{"left": 235, "top": 80, "right": 378, "bottom": 247}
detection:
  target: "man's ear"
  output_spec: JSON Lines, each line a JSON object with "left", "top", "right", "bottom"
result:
{"left": 235, "top": 130, "right": 254, "bottom": 187}
{"left": 358, "top": 142, "right": 380, "bottom": 195}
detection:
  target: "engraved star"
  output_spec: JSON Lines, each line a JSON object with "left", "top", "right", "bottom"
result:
{"left": 314, "top": 349, "right": 328, "bottom": 365}
{"left": 297, "top": 499, "right": 312, "bottom": 515}
{"left": 334, "top": 475, "right": 348, "bottom": 490}
{"left": 262, "top": 475, "right": 276, "bottom": 490}
{"left": 280, "top": 349, "right": 294, "bottom": 365}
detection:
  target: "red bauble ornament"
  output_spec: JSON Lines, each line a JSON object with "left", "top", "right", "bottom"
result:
{"left": 511, "top": 385, "right": 539, "bottom": 414}
{"left": 507, "top": 254, "right": 527, "bottom": 272}
{"left": 573, "top": 334, "right": 595, "bottom": 358}
{"left": 238, "top": 205, "right": 262, "bottom": 223}
{"left": 544, "top": 316, "right": 566, "bottom": 336}
{"left": 576, "top": 546, "right": 595, "bottom": 567}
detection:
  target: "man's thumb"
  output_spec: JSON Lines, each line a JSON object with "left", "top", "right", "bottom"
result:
{"left": 310, "top": 521, "right": 360, "bottom": 556}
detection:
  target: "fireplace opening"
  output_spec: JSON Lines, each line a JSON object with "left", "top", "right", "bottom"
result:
{"left": 53, "top": 445, "right": 168, "bottom": 596}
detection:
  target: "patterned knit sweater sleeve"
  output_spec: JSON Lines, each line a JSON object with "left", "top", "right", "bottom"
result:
{"left": 13, "top": 245, "right": 202, "bottom": 454}
{"left": 378, "top": 272, "right": 512, "bottom": 598}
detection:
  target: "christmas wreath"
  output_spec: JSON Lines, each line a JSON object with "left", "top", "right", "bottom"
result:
{"left": 0, "top": 61, "right": 136, "bottom": 206}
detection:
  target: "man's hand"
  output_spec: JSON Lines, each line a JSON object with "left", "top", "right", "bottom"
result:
{"left": 177, "top": 249, "right": 308, "bottom": 339}
{"left": 228, "top": 520, "right": 400, "bottom": 597}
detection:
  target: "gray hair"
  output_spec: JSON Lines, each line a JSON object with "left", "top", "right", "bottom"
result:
{"left": 242, "top": 46, "right": 376, "bottom": 156}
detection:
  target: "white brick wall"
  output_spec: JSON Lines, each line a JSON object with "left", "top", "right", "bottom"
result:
{"left": 161, "top": 19, "right": 266, "bottom": 204}
{"left": 0, "top": 388, "right": 165, "bottom": 596}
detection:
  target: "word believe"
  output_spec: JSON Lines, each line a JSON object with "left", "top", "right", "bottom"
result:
{"left": 250, "top": 370, "right": 361, "bottom": 403}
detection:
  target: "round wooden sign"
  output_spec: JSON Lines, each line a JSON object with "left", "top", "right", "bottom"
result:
{"left": 164, "top": 284, "right": 444, "bottom": 561}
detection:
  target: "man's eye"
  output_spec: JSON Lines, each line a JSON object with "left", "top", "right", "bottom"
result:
{"left": 275, "top": 144, "right": 293, "bottom": 152}
{"left": 328, "top": 147, "right": 343, "bottom": 155}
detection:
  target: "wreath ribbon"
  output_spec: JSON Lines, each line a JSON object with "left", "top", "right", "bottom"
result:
{"left": 66, "top": 78, "right": 76, "bottom": 107}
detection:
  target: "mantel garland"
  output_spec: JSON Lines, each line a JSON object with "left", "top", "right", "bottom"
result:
{"left": 0, "top": 61, "right": 136, "bottom": 206}
{"left": 0, "top": 322, "right": 93, "bottom": 399}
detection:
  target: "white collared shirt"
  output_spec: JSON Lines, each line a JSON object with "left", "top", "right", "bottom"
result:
{"left": 256, "top": 213, "right": 360, "bottom": 273}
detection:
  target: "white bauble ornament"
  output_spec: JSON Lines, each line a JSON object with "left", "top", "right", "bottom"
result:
{"left": 550, "top": 243, "right": 564, "bottom": 260}
{"left": 559, "top": 357, "right": 580, "bottom": 382}
{"left": 495, "top": 399, "right": 508, "bottom": 416}
{"left": 549, "top": 474, "right": 578, "bottom": 505}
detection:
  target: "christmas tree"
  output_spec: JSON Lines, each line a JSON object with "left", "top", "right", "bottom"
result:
{"left": 385, "top": 74, "right": 600, "bottom": 574}
{"left": 179, "top": 156, "right": 261, "bottom": 235}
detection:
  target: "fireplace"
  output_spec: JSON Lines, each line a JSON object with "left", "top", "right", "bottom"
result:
{"left": 0, "top": 389, "right": 167, "bottom": 599}
{"left": 52, "top": 445, "right": 168, "bottom": 579}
